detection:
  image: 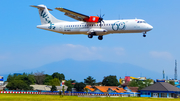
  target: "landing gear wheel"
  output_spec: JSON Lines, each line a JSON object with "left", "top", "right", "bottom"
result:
{"left": 143, "top": 32, "right": 146, "bottom": 37}
{"left": 88, "top": 34, "right": 93, "bottom": 38}
{"left": 98, "top": 36, "right": 103, "bottom": 40}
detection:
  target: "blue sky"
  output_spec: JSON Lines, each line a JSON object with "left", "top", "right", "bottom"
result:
{"left": 0, "top": 0, "right": 180, "bottom": 81}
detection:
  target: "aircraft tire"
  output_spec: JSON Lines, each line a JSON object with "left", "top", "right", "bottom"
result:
{"left": 88, "top": 34, "right": 93, "bottom": 38}
{"left": 98, "top": 36, "right": 103, "bottom": 40}
{"left": 143, "top": 34, "right": 146, "bottom": 37}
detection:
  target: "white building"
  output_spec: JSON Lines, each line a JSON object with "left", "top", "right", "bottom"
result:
{"left": 0, "top": 76, "right": 4, "bottom": 86}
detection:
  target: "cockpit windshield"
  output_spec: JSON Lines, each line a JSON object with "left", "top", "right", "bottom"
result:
{"left": 137, "top": 21, "right": 146, "bottom": 23}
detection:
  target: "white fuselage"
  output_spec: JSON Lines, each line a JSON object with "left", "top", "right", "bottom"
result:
{"left": 37, "top": 19, "right": 153, "bottom": 36}
{"left": 32, "top": 4, "right": 153, "bottom": 40}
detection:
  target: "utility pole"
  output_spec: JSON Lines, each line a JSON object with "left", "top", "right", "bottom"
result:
{"left": 175, "top": 60, "right": 177, "bottom": 80}
{"left": 163, "top": 70, "right": 165, "bottom": 80}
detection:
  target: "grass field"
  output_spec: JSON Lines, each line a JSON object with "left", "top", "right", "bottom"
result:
{"left": 0, "top": 94, "right": 179, "bottom": 101}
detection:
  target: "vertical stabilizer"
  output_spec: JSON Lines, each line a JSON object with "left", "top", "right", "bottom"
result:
{"left": 31, "top": 5, "right": 66, "bottom": 25}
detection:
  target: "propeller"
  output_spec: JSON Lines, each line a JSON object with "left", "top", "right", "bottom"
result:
{"left": 97, "top": 10, "right": 105, "bottom": 28}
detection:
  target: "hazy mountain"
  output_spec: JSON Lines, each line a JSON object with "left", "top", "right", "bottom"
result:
{"left": 2, "top": 59, "right": 163, "bottom": 82}
{"left": 26, "top": 59, "right": 162, "bottom": 82}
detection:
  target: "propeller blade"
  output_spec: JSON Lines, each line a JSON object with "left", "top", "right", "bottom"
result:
{"left": 102, "top": 14, "right": 105, "bottom": 18}
{"left": 97, "top": 9, "right": 105, "bottom": 29}
{"left": 102, "top": 20, "right": 105, "bottom": 24}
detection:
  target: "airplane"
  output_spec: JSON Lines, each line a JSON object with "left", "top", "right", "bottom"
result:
{"left": 31, "top": 5, "right": 153, "bottom": 40}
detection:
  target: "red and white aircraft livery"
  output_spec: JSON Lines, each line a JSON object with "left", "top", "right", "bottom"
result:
{"left": 31, "top": 5, "right": 153, "bottom": 40}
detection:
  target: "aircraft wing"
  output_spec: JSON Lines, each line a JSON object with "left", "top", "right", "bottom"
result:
{"left": 55, "top": 7, "right": 89, "bottom": 21}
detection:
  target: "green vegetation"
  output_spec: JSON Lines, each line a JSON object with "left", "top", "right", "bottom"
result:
{"left": 84, "top": 76, "right": 96, "bottom": 86}
{"left": 102, "top": 75, "right": 120, "bottom": 86}
{"left": 85, "top": 88, "right": 88, "bottom": 94}
{"left": 51, "top": 85, "right": 57, "bottom": 92}
{"left": 128, "top": 79, "right": 153, "bottom": 90}
{"left": 6, "top": 80, "right": 33, "bottom": 90}
{"left": 43, "top": 74, "right": 53, "bottom": 85}
{"left": 0, "top": 94, "right": 179, "bottom": 101}
{"left": 6, "top": 73, "right": 35, "bottom": 90}
{"left": 169, "top": 81, "right": 175, "bottom": 86}
{"left": 52, "top": 72, "right": 65, "bottom": 82}
{"left": 49, "top": 78, "right": 60, "bottom": 86}
{"left": 65, "top": 80, "right": 73, "bottom": 91}
{"left": 6, "top": 72, "right": 65, "bottom": 90}
{"left": 74, "top": 82, "right": 86, "bottom": 92}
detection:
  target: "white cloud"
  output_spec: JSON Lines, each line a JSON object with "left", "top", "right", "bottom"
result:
{"left": 149, "top": 51, "right": 173, "bottom": 60}
{"left": 113, "top": 47, "right": 125, "bottom": 56}
{"left": 38, "top": 44, "right": 125, "bottom": 61}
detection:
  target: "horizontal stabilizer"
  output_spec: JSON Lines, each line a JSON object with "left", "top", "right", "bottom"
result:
{"left": 30, "top": 5, "right": 53, "bottom": 11}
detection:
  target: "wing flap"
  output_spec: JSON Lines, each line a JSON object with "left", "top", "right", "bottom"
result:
{"left": 55, "top": 7, "right": 89, "bottom": 21}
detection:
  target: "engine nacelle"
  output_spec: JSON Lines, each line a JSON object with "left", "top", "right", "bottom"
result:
{"left": 84, "top": 16, "right": 99, "bottom": 22}
{"left": 87, "top": 29, "right": 107, "bottom": 35}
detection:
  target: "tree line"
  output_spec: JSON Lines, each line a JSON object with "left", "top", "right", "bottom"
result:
{"left": 6, "top": 72, "right": 120, "bottom": 91}
{"left": 7, "top": 72, "right": 175, "bottom": 92}
{"left": 6, "top": 72, "right": 65, "bottom": 90}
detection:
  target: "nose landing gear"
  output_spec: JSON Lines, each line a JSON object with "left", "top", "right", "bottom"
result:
{"left": 143, "top": 32, "right": 146, "bottom": 37}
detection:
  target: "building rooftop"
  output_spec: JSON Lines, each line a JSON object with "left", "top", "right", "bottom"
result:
{"left": 140, "top": 82, "right": 180, "bottom": 92}
{"left": 85, "top": 85, "right": 95, "bottom": 92}
{"left": 85, "top": 86, "right": 126, "bottom": 93}
{"left": 128, "top": 87, "right": 139, "bottom": 92}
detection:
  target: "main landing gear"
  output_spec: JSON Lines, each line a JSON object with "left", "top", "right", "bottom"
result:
{"left": 88, "top": 32, "right": 103, "bottom": 40}
{"left": 98, "top": 36, "right": 103, "bottom": 40}
{"left": 88, "top": 34, "right": 93, "bottom": 38}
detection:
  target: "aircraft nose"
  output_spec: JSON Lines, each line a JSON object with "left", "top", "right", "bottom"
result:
{"left": 148, "top": 24, "right": 153, "bottom": 30}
